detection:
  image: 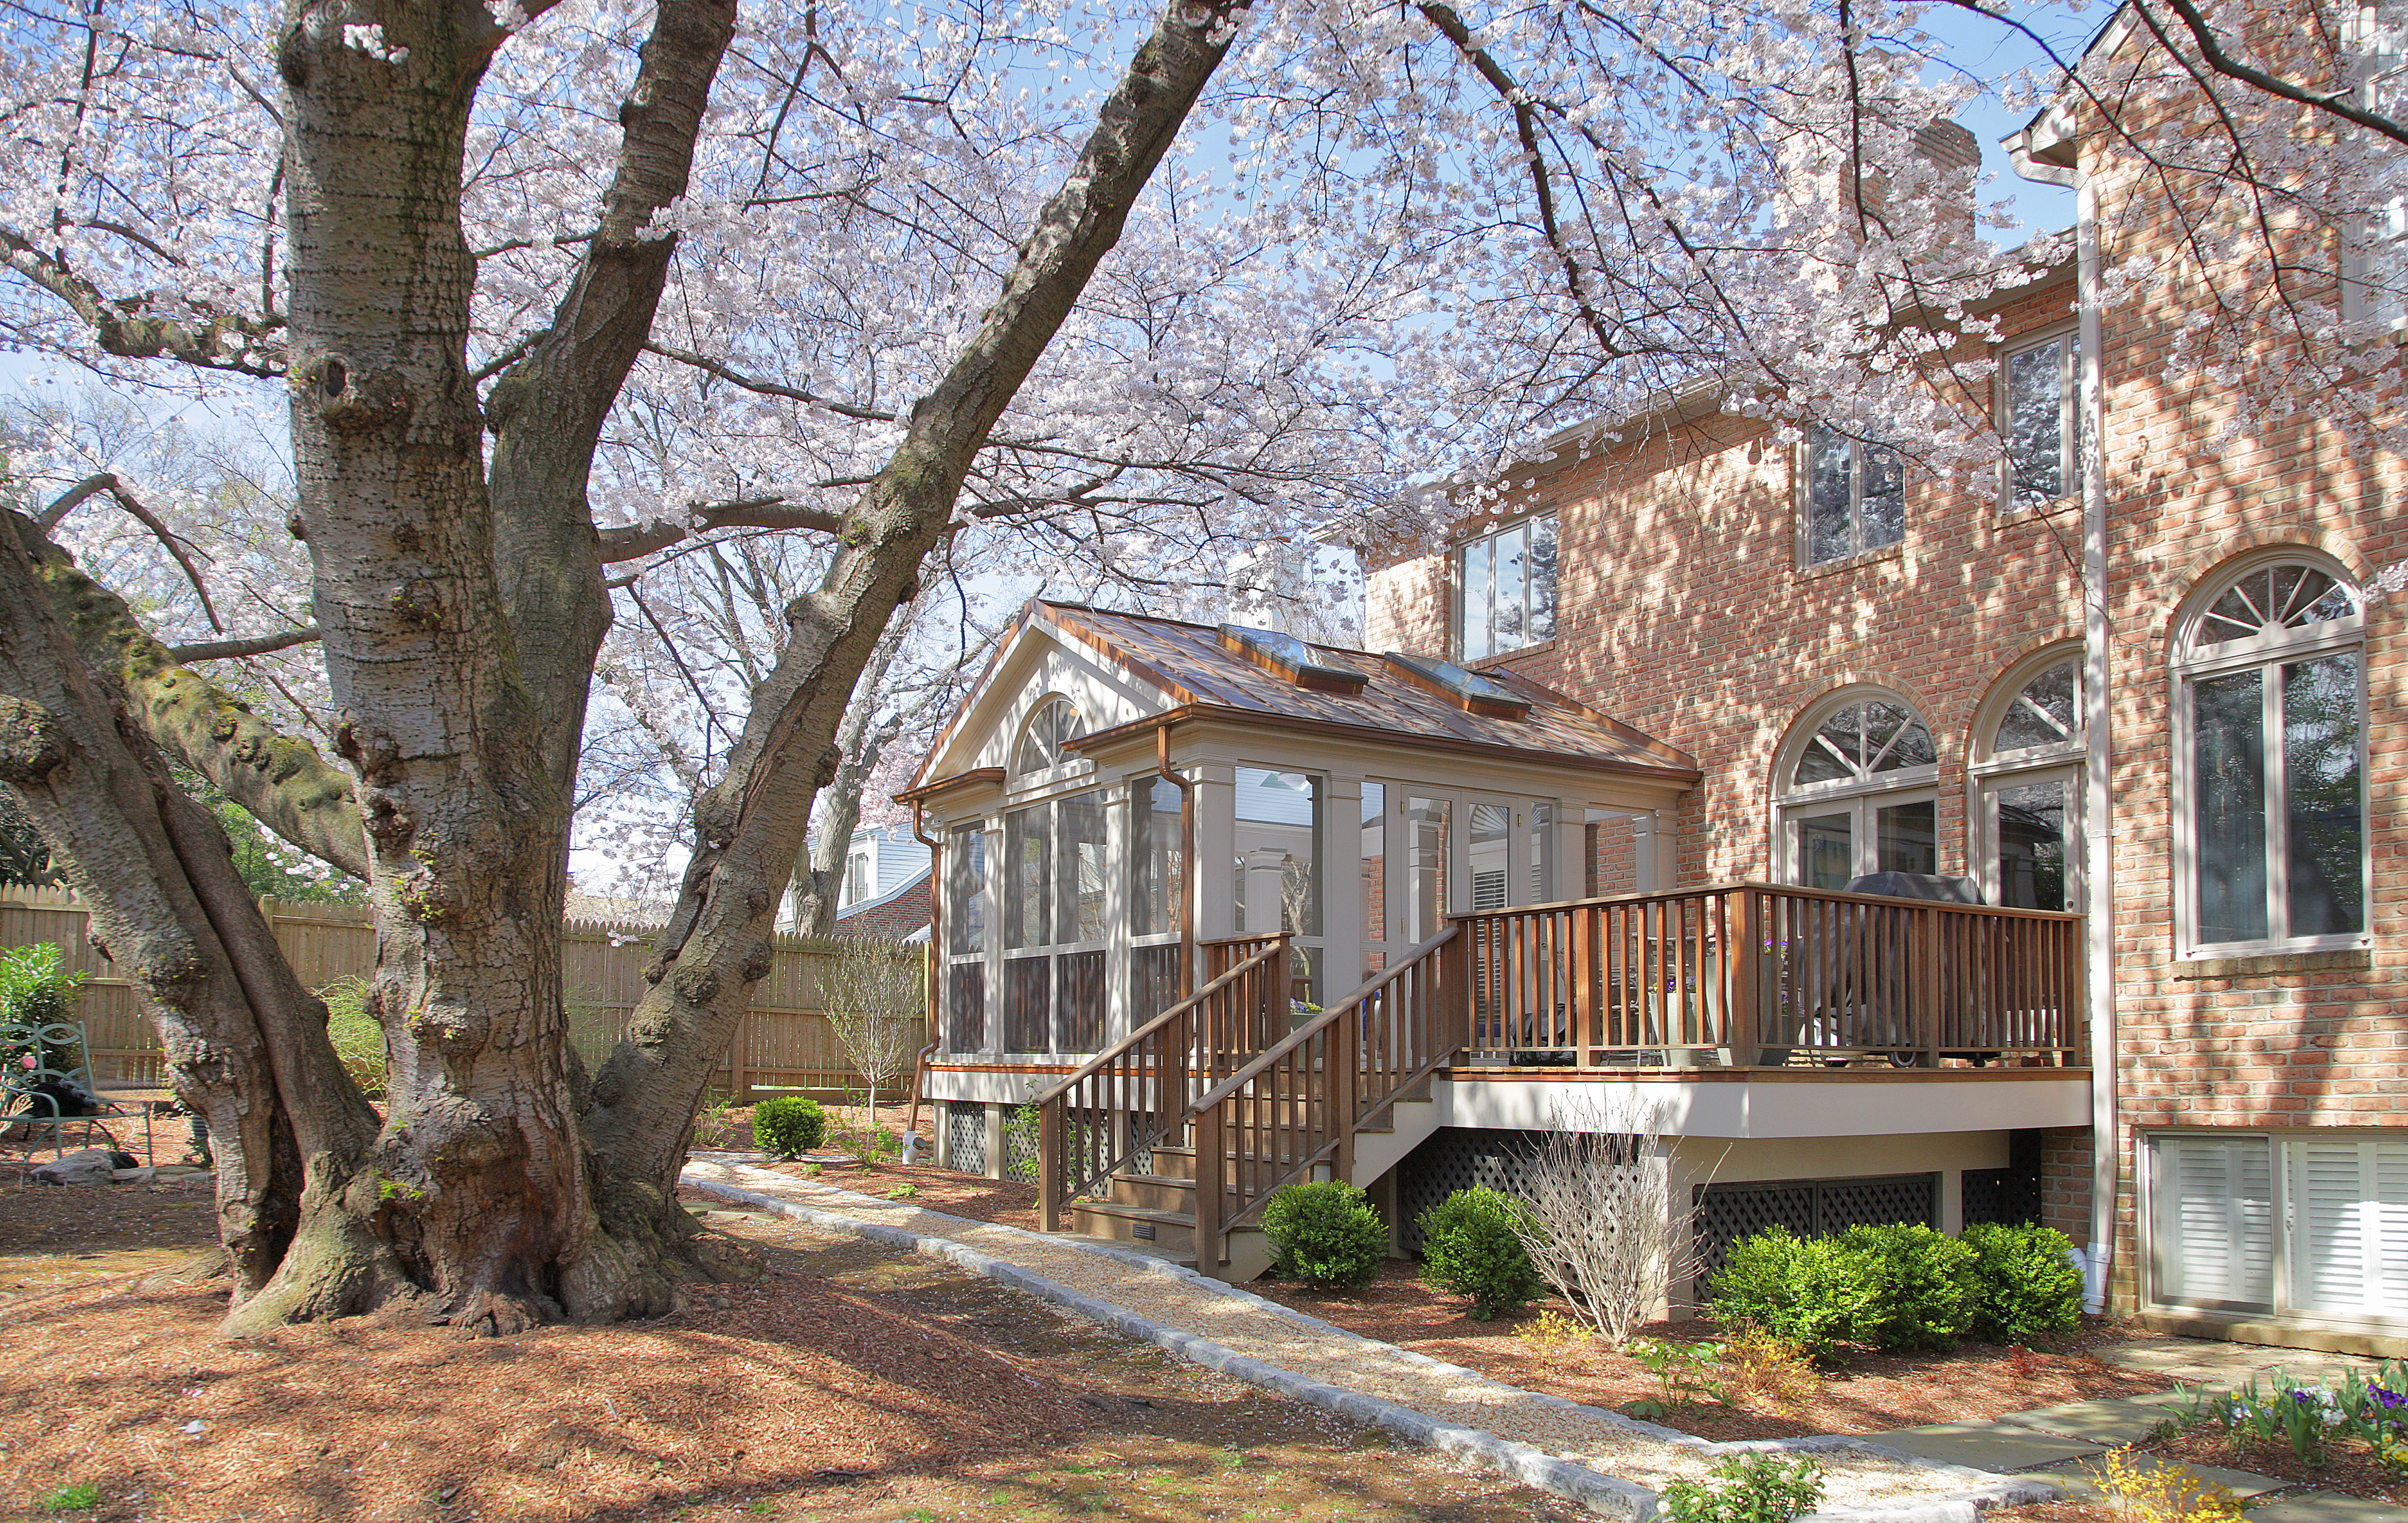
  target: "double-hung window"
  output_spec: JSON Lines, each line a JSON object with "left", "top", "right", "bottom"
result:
{"left": 2175, "top": 558, "right": 2367, "bottom": 955}
{"left": 1802, "top": 425, "right": 1905, "bottom": 564}
{"left": 1453, "top": 514, "right": 1557, "bottom": 662}
{"left": 2002, "top": 330, "right": 2082, "bottom": 511}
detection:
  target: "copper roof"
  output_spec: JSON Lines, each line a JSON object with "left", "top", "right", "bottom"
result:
{"left": 1037, "top": 603, "right": 1700, "bottom": 782}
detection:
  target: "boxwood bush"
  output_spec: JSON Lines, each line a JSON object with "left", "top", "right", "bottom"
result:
{"left": 1261, "top": 1180, "right": 1388, "bottom": 1290}
{"left": 1704, "top": 1227, "right": 1878, "bottom": 1357}
{"left": 1418, "top": 1187, "right": 1544, "bottom": 1320}
{"left": 1835, "top": 1222, "right": 1978, "bottom": 1351}
{"left": 1962, "top": 1222, "right": 2083, "bottom": 1344}
{"left": 752, "top": 1095, "right": 829, "bottom": 1159}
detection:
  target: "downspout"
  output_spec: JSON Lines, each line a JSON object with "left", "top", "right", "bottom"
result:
{"left": 1157, "top": 721, "right": 1195, "bottom": 1000}
{"left": 906, "top": 800, "right": 943, "bottom": 1144}
{"left": 2011, "top": 108, "right": 2116, "bottom": 1314}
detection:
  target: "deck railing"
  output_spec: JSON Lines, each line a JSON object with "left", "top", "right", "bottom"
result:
{"left": 1185, "top": 925, "right": 1469, "bottom": 1263}
{"left": 1459, "top": 882, "right": 2085, "bottom": 1067}
{"left": 1035, "top": 935, "right": 1289, "bottom": 1230}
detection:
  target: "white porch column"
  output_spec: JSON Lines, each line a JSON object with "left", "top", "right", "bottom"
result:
{"left": 1193, "top": 764, "right": 1236, "bottom": 943}
{"left": 1325, "top": 777, "right": 1366, "bottom": 989}
{"left": 1105, "top": 780, "right": 1132, "bottom": 1045}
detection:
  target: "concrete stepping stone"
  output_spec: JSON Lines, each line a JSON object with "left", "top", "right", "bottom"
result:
{"left": 2026, "top": 1452, "right": 2283, "bottom": 1503}
{"left": 1860, "top": 1422, "right": 2104, "bottom": 1471}
{"left": 1996, "top": 1392, "right": 2196, "bottom": 1443}
{"left": 2243, "top": 1492, "right": 2408, "bottom": 1521}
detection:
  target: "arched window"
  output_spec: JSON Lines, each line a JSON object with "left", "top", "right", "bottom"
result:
{"left": 1775, "top": 693, "right": 1941, "bottom": 889}
{"left": 1012, "top": 697, "right": 1082, "bottom": 776}
{"left": 1972, "top": 652, "right": 2083, "bottom": 910}
{"left": 2175, "top": 557, "right": 2366, "bottom": 954}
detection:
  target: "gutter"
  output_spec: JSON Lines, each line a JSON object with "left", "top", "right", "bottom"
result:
{"left": 2008, "top": 104, "right": 2118, "bottom": 1316}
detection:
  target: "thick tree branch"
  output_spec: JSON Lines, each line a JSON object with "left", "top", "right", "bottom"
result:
{"left": 4, "top": 511, "right": 367, "bottom": 881}
{"left": 482, "top": 0, "right": 741, "bottom": 797}
{"left": 0, "top": 228, "right": 285, "bottom": 375}
{"left": 598, "top": 499, "right": 847, "bottom": 563}
{"left": 587, "top": 0, "right": 1255, "bottom": 1186}
{"left": 171, "top": 626, "right": 322, "bottom": 662}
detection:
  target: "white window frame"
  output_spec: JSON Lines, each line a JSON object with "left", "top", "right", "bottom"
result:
{"left": 2142, "top": 1127, "right": 2408, "bottom": 1333}
{"left": 2169, "top": 556, "right": 2370, "bottom": 960}
{"left": 1451, "top": 513, "right": 1558, "bottom": 663}
{"left": 1998, "top": 326, "right": 2083, "bottom": 512}
{"left": 1968, "top": 647, "right": 2085, "bottom": 912}
{"left": 1773, "top": 689, "right": 1942, "bottom": 886}
{"left": 1799, "top": 424, "right": 1907, "bottom": 567}
{"left": 2342, "top": 7, "right": 2408, "bottom": 331}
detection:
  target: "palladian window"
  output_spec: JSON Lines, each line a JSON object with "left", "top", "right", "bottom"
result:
{"left": 1777, "top": 694, "right": 1940, "bottom": 889}
{"left": 2176, "top": 559, "right": 2367, "bottom": 954}
{"left": 1013, "top": 697, "right": 1083, "bottom": 775}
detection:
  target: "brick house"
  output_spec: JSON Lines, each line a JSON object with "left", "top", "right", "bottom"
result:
{"left": 904, "top": 11, "right": 2401, "bottom": 1349}
{"left": 1350, "top": 25, "right": 2405, "bottom": 1351}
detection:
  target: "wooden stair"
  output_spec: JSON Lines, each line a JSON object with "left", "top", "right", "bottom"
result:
{"left": 1039, "top": 931, "right": 1465, "bottom": 1283}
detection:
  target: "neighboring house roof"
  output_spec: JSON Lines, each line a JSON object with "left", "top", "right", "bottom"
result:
{"left": 906, "top": 601, "right": 1700, "bottom": 794}
{"left": 831, "top": 866, "right": 932, "bottom": 942}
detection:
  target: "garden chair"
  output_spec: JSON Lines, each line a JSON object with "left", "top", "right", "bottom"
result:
{"left": 1, "top": 1017, "right": 147, "bottom": 1164}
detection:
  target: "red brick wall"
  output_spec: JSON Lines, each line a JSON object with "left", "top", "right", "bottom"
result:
{"left": 1364, "top": 45, "right": 2408, "bottom": 1325}
{"left": 830, "top": 873, "right": 931, "bottom": 942}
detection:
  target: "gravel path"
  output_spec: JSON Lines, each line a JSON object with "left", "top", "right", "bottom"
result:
{"left": 683, "top": 1156, "right": 2050, "bottom": 1519}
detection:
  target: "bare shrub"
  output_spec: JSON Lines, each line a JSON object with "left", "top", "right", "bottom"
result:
{"left": 1508, "top": 1104, "right": 1699, "bottom": 1348}
{"left": 821, "top": 939, "right": 925, "bottom": 1135}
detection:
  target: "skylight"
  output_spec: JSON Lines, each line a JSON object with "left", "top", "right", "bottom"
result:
{"left": 1382, "top": 652, "right": 1533, "bottom": 718}
{"left": 1217, "top": 624, "right": 1368, "bottom": 693}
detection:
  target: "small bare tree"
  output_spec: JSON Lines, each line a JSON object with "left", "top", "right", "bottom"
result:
{"left": 820, "top": 939, "right": 926, "bottom": 1139}
{"left": 1509, "top": 1103, "right": 1700, "bottom": 1348}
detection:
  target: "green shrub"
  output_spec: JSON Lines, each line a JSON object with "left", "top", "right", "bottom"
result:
{"left": 1261, "top": 1181, "right": 1387, "bottom": 1291}
{"left": 752, "top": 1095, "right": 828, "bottom": 1159}
{"left": 1705, "top": 1228, "right": 1877, "bottom": 1357}
{"left": 1418, "top": 1187, "right": 1545, "bottom": 1320}
{"left": 1837, "top": 1222, "right": 1978, "bottom": 1352}
{"left": 1961, "top": 1222, "right": 2083, "bottom": 1344}
{"left": 0, "top": 943, "right": 87, "bottom": 1073}
{"left": 1657, "top": 1453, "right": 1823, "bottom": 1523}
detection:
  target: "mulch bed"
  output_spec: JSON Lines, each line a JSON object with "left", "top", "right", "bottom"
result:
{"left": 0, "top": 1181, "right": 1583, "bottom": 1523}
{"left": 1246, "top": 1259, "right": 2175, "bottom": 1440}
{"left": 746, "top": 1158, "right": 2185, "bottom": 1444}
{"left": 2143, "top": 1424, "right": 2408, "bottom": 1505}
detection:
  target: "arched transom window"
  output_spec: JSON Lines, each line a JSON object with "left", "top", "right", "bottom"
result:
{"left": 1973, "top": 654, "right": 2083, "bottom": 911}
{"left": 2176, "top": 557, "right": 2366, "bottom": 954}
{"left": 1778, "top": 694, "right": 1940, "bottom": 889}
{"left": 1012, "top": 698, "right": 1083, "bottom": 776}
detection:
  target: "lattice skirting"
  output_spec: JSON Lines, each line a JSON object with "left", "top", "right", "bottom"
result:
{"left": 1394, "top": 1127, "right": 1552, "bottom": 1253}
{"left": 1692, "top": 1172, "right": 1940, "bottom": 1284}
{"left": 1960, "top": 1167, "right": 2042, "bottom": 1229}
{"left": 945, "top": 1100, "right": 987, "bottom": 1176}
{"left": 1002, "top": 1107, "right": 1042, "bottom": 1183}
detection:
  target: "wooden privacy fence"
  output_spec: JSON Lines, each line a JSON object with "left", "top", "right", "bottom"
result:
{"left": 0, "top": 887, "right": 922, "bottom": 1101}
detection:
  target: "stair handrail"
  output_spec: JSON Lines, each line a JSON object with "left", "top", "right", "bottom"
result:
{"left": 1036, "top": 937, "right": 1288, "bottom": 1231}
{"left": 1029, "top": 940, "right": 1284, "bottom": 1110}
{"left": 1182, "top": 924, "right": 1460, "bottom": 1120}
{"left": 1182, "top": 924, "right": 1464, "bottom": 1260}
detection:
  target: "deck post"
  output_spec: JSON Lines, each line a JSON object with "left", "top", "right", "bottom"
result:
{"left": 1727, "top": 888, "right": 1760, "bottom": 1068}
{"left": 1038, "top": 1098, "right": 1063, "bottom": 1233}
{"left": 1572, "top": 904, "right": 1597, "bottom": 1064}
{"left": 1329, "top": 1026, "right": 1357, "bottom": 1186}
{"left": 1919, "top": 905, "right": 1943, "bottom": 1066}
{"left": 1194, "top": 1100, "right": 1224, "bottom": 1274}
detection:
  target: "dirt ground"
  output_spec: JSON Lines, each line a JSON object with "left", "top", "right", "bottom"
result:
{"left": 0, "top": 1178, "right": 1585, "bottom": 1523}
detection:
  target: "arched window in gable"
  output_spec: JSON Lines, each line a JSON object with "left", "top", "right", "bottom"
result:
{"left": 1012, "top": 697, "right": 1082, "bottom": 776}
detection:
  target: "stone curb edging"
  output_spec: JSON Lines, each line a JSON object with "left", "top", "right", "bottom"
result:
{"left": 682, "top": 1165, "right": 2061, "bottom": 1521}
